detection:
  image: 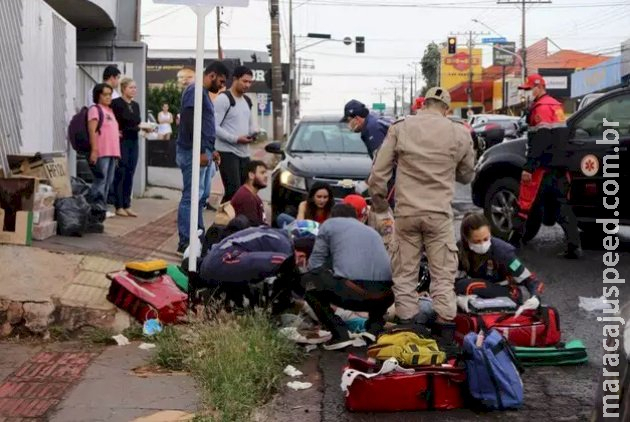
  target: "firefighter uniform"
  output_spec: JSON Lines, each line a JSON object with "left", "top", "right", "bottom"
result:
{"left": 456, "top": 237, "right": 544, "bottom": 304}
{"left": 511, "top": 74, "right": 581, "bottom": 255}
{"left": 368, "top": 87, "right": 476, "bottom": 322}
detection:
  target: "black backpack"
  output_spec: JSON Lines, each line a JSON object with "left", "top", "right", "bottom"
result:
{"left": 219, "top": 91, "right": 253, "bottom": 126}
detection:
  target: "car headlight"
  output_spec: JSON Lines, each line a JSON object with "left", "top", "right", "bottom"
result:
{"left": 279, "top": 170, "right": 306, "bottom": 191}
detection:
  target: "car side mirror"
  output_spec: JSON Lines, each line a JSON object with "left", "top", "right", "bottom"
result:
{"left": 265, "top": 141, "right": 283, "bottom": 155}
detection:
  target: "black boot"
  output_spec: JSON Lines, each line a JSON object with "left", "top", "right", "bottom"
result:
{"left": 560, "top": 244, "right": 583, "bottom": 259}
{"left": 433, "top": 322, "right": 460, "bottom": 359}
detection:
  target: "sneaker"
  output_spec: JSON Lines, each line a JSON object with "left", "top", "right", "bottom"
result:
{"left": 560, "top": 247, "right": 583, "bottom": 259}
{"left": 106, "top": 211, "right": 116, "bottom": 218}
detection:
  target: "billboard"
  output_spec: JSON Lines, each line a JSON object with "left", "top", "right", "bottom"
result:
{"left": 571, "top": 56, "right": 622, "bottom": 98}
{"left": 538, "top": 68, "right": 573, "bottom": 98}
{"left": 440, "top": 48, "right": 483, "bottom": 91}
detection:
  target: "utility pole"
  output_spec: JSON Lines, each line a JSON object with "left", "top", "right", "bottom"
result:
{"left": 216, "top": 7, "right": 223, "bottom": 59}
{"left": 269, "top": 0, "right": 283, "bottom": 141}
{"left": 288, "top": 0, "right": 297, "bottom": 133}
{"left": 401, "top": 75, "right": 405, "bottom": 115}
{"left": 393, "top": 87, "right": 398, "bottom": 117}
{"left": 497, "top": 0, "right": 551, "bottom": 78}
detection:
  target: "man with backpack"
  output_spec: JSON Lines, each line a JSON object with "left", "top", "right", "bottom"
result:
{"left": 214, "top": 66, "right": 258, "bottom": 202}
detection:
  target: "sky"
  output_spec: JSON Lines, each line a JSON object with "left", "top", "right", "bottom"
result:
{"left": 140, "top": 0, "right": 630, "bottom": 115}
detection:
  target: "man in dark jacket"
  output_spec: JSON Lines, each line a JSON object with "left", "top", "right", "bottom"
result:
{"left": 341, "top": 100, "right": 390, "bottom": 159}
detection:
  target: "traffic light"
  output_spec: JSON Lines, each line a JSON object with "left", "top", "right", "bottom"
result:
{"left": 266, "top": 44, "right": 272, "bottom": 57}
{"left": 448, "top": 37, "right": 457, "bottom": 54}
{"left": 355, "top": 36, "right": 365, "bottom": 53}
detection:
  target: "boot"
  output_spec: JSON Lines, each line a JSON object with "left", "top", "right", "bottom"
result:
{"left": 560, "top": 244, "right": 583, "bottom": 260}
{"left": 433, "top": 322, "right": 460, "bottom": 359}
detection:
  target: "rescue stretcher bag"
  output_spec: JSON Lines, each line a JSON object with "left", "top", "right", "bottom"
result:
{"left": 513, "top": 339, "right": 588, "bottom": 367}
{"left": 343, "top": 354, "right": 466, "bottom": 412}
{"left": 125, "top": 260, "right": 168, "bottom": 279}
{"left": 106, "top": 271, "right": 188, "bottom": 324}
{"left": 454, "top": 306, "right": 561, "bottom": 347}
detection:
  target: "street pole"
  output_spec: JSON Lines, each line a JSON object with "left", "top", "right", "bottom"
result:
{"left": 521, "top": 0, "right": 526, "bottom": 77}
{"left": 394, "top": 87, "right": 398, "bottom": 117}
{"left": 401, "top": 75, "right": 405, "bottom": 115}
{"left": 216, "top": 7, "right": 223, "bottom": 59}
{"left": 288, "top": 0, "right": 297, "bottom": 133}
{"left": 409, "top": 76, "right": 414, "bottom": 112}
{"left": 269, "top": 0, "right": 283, "bottom": 141}
{"left": 467, "top": 30, "right": 473, "bottom": 112}
{"left": 297, "top": 57, "right": 301, "bottom": 118}
{"left": 502, "top": 65, "right": 506, "bottom": 111}
{"left": 188, "top": 5, "right": 212, "bottom": 273}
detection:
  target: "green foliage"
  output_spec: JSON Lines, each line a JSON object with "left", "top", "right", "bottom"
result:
{"left": 421, "top": 42, "right": 441, "bottom": 92}
{"left": 153, "top": 312, "right": 302, "bottom": 422}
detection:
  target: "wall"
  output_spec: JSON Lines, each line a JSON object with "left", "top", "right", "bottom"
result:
{"left": 0, "top": 0, "right": 76, "bottom": 158}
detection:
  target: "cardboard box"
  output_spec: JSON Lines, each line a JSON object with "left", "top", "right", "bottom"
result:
{"left": 9, "top": 155, "right": 71, "bottom": 199}
{"left": 0, "top": 178, "right": 35, "bottom": 246}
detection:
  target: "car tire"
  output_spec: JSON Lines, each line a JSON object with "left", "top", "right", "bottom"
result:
{"left": 484, "top": 177, "right": 542, "bottom": 241}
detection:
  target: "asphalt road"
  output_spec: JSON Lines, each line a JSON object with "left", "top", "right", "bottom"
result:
{"left": 319, "top": 206, "right": 630, "bottom": 421}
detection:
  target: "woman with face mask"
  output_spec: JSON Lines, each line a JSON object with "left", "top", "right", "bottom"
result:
{"left": 455, "top": 212, "right": 543, "bottom": 305}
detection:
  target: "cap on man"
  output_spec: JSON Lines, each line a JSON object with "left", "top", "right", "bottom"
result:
{"left": 342, "top": 194, "right": 368, "bottom": 223}
{"left": 341, "top": 100, "right": 389, "bottom": 159}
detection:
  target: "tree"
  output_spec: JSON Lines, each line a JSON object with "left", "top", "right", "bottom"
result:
{"left": 146, "top": 80, "right": 182, "bottom": 137}
{"left": 420, "top": 42, "right": 440, "bottom": 95}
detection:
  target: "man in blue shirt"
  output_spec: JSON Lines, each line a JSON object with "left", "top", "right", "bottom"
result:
{"left": 341, "top": 100, "right": 390, "bottom": 159}
{"left": 177, "top": 61, "right": 230, "bottom": 254}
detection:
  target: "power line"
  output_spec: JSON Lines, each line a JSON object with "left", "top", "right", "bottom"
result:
{"left": 252, "top": 0, "right": 627, "bottom": 8}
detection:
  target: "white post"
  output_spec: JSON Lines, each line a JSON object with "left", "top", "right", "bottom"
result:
{"left": 188, "top": 5, "right": 213, "bottom": 273}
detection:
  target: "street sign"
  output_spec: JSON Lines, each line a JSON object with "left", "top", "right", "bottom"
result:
{"left": 372, "top": 103, "right": 386, "bottom": 111}
{"left": 493, "top": 42, "right": 516, "bottom": 66}
{"left": 482, "top": 37, "right": 507, "bottom": 44}
{"left": 257, "top": 94, "right": 268, "bottom": 112}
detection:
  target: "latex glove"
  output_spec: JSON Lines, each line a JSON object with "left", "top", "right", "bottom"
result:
{"left": 456, "top": 295, "right": 477, "bottom": 313}
{"left": 355, "top": 181, "right": 369, "bottom": 195}
{"left": 515, "top": 296, "right": 540, "bottom": 317}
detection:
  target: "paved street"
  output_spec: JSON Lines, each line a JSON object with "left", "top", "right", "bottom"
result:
{"left": 318, "top": 208, "right": 630, "bottom": 421}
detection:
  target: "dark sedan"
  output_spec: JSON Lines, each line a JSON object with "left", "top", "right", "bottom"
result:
{"left": 265, "top": 115, "right": 372, "bottom": 225}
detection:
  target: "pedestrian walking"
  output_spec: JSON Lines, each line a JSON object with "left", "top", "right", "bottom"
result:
{"left": 368, "top": 87, "right": 475, "bottom": 348}
{"left": 176, "top": 61, "right": 229, "bottom": 254}
{"left": 214, "top": 66, "right": 257, "bottom": 202}
{"left": 87, "top": 83, "right": 120, "bottom": 212}
{"left": 508, "top": 74, "right": 581, "bottom": 258}
{"left": 110, "top": 77, "right": 141, "bottom": 217}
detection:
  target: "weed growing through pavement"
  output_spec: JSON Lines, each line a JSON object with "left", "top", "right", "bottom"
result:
{"left": 152, "top": 310, "right": 302, "bottom": 422}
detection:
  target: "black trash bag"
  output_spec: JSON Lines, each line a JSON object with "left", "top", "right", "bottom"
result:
{"left": 55, "top": 195, "right": 91, "bottom": 237}
{"left": 89, "top": 204, "right": 107, "bottom": 224}
{"left": 70, "top": 177, "right": 90, "bottom": 197}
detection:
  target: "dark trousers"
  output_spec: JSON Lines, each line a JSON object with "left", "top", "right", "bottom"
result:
{"left": 455, "top": 278, "right": 524, "bottom": 304}
{"left": 302, "top": 268, "right": 394, "bottom": 340}
{"left": 513, "top": 168, "right": 581, "bottom": 248}
{"left": 112, "top": 139, "right": 139, "bottom": 209}
{"left": 218, "top": 152, "right": 250, "bottom": 202}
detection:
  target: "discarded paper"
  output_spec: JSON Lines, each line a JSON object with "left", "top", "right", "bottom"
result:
{"left": 579, "top": 296, "right": 613, "bottom": 312}
{"left": 283, "top": 365, "right": 303, "bottom": 377}
{"left": 112, "top": 334, "right": 130, "bottom": 346}
{"left": 287, "top": 381, "right": 312, "bottom": 391}
{"left": 139, "top": 342, "right": 156, "bottom": 350}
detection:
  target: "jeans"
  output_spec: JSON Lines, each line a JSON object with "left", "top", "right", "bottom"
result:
{"left": 218, "top": 151, "right": 250, "bottom": 202}
{"left": 302, "top": 267, "right": 394, "bottom": 340}
{"left": 112, "top": 139, "right": 139, "bottom": 209}
{"left": 89, "top": 157, "right": 117, "bottom": 210}
{"left": 276, "top": 213, "right": 295, "bottom": 228}
{"left": 177, "top": 146, "right": 209, "bottom": 247}
{"left": 201, "top": 158, "right": 217, "bottom": 206}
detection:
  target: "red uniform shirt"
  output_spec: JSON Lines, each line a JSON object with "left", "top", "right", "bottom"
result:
{"left": 527, "top": 94, "right": 565, "bottom": 128}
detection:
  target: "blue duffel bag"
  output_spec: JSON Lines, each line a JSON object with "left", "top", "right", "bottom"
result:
{"left": 463, "top": 329, "right": 524, "bottom": 410}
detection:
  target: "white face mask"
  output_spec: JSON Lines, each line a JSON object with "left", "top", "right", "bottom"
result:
{"left": 469, "top": 239, "right": 491, "bottom": 255}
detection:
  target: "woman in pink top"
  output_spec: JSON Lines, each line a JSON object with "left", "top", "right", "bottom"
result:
{"left": 88, "top": 83, "right": 121, "bottom": 210}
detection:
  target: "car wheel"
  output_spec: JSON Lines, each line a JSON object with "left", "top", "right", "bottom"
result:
{"left": 484, "top": 178, "right": 519, "bottom": 239}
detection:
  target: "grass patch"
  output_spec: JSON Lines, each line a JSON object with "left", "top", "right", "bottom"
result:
{"left": 153, "top": 311, "right": 302, "bottom": 422}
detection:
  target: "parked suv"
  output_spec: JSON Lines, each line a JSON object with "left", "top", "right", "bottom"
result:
{"left": 472, "top": 87, "right": 630, "bottom": 241}
{"left": 265, "top": 115, "right": 372, "bottom": 225}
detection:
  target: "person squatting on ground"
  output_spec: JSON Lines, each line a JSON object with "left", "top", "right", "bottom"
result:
{"left": 110, "top": 77, "right": 141, "bottom": 217}
{"left": 230, "top": 160, "right": 268, "bottom": 226}
{"left": 368, "top": 87, "right": 475, "bottom": 345}
{"left": 509, "top": 74, "right": 582, "bottom": 259}
{"left": 87, "top": 83, "right": 120, "bottom": 212}
{"left": 276, "top": 182, "right": 334, "bottom": 228}
{"left": 302, "top": 204, "right": 394, "bottom": 351}
{"left": 456, "top": 212, "right": 543, "bottom": 313}
{"left": 176, "top": 61, "right": 229, "bottom": 253}
{"left": 214, "top": 66, "right": 258, "bottom": 202}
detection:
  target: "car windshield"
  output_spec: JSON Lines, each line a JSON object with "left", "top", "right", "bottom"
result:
{"left": 288, "top": 122, "right": 367, "bottom": 154}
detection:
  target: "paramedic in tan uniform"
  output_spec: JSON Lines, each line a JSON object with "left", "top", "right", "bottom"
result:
{"left": 368, "top": 87, "right": 475, "bottom": 345}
